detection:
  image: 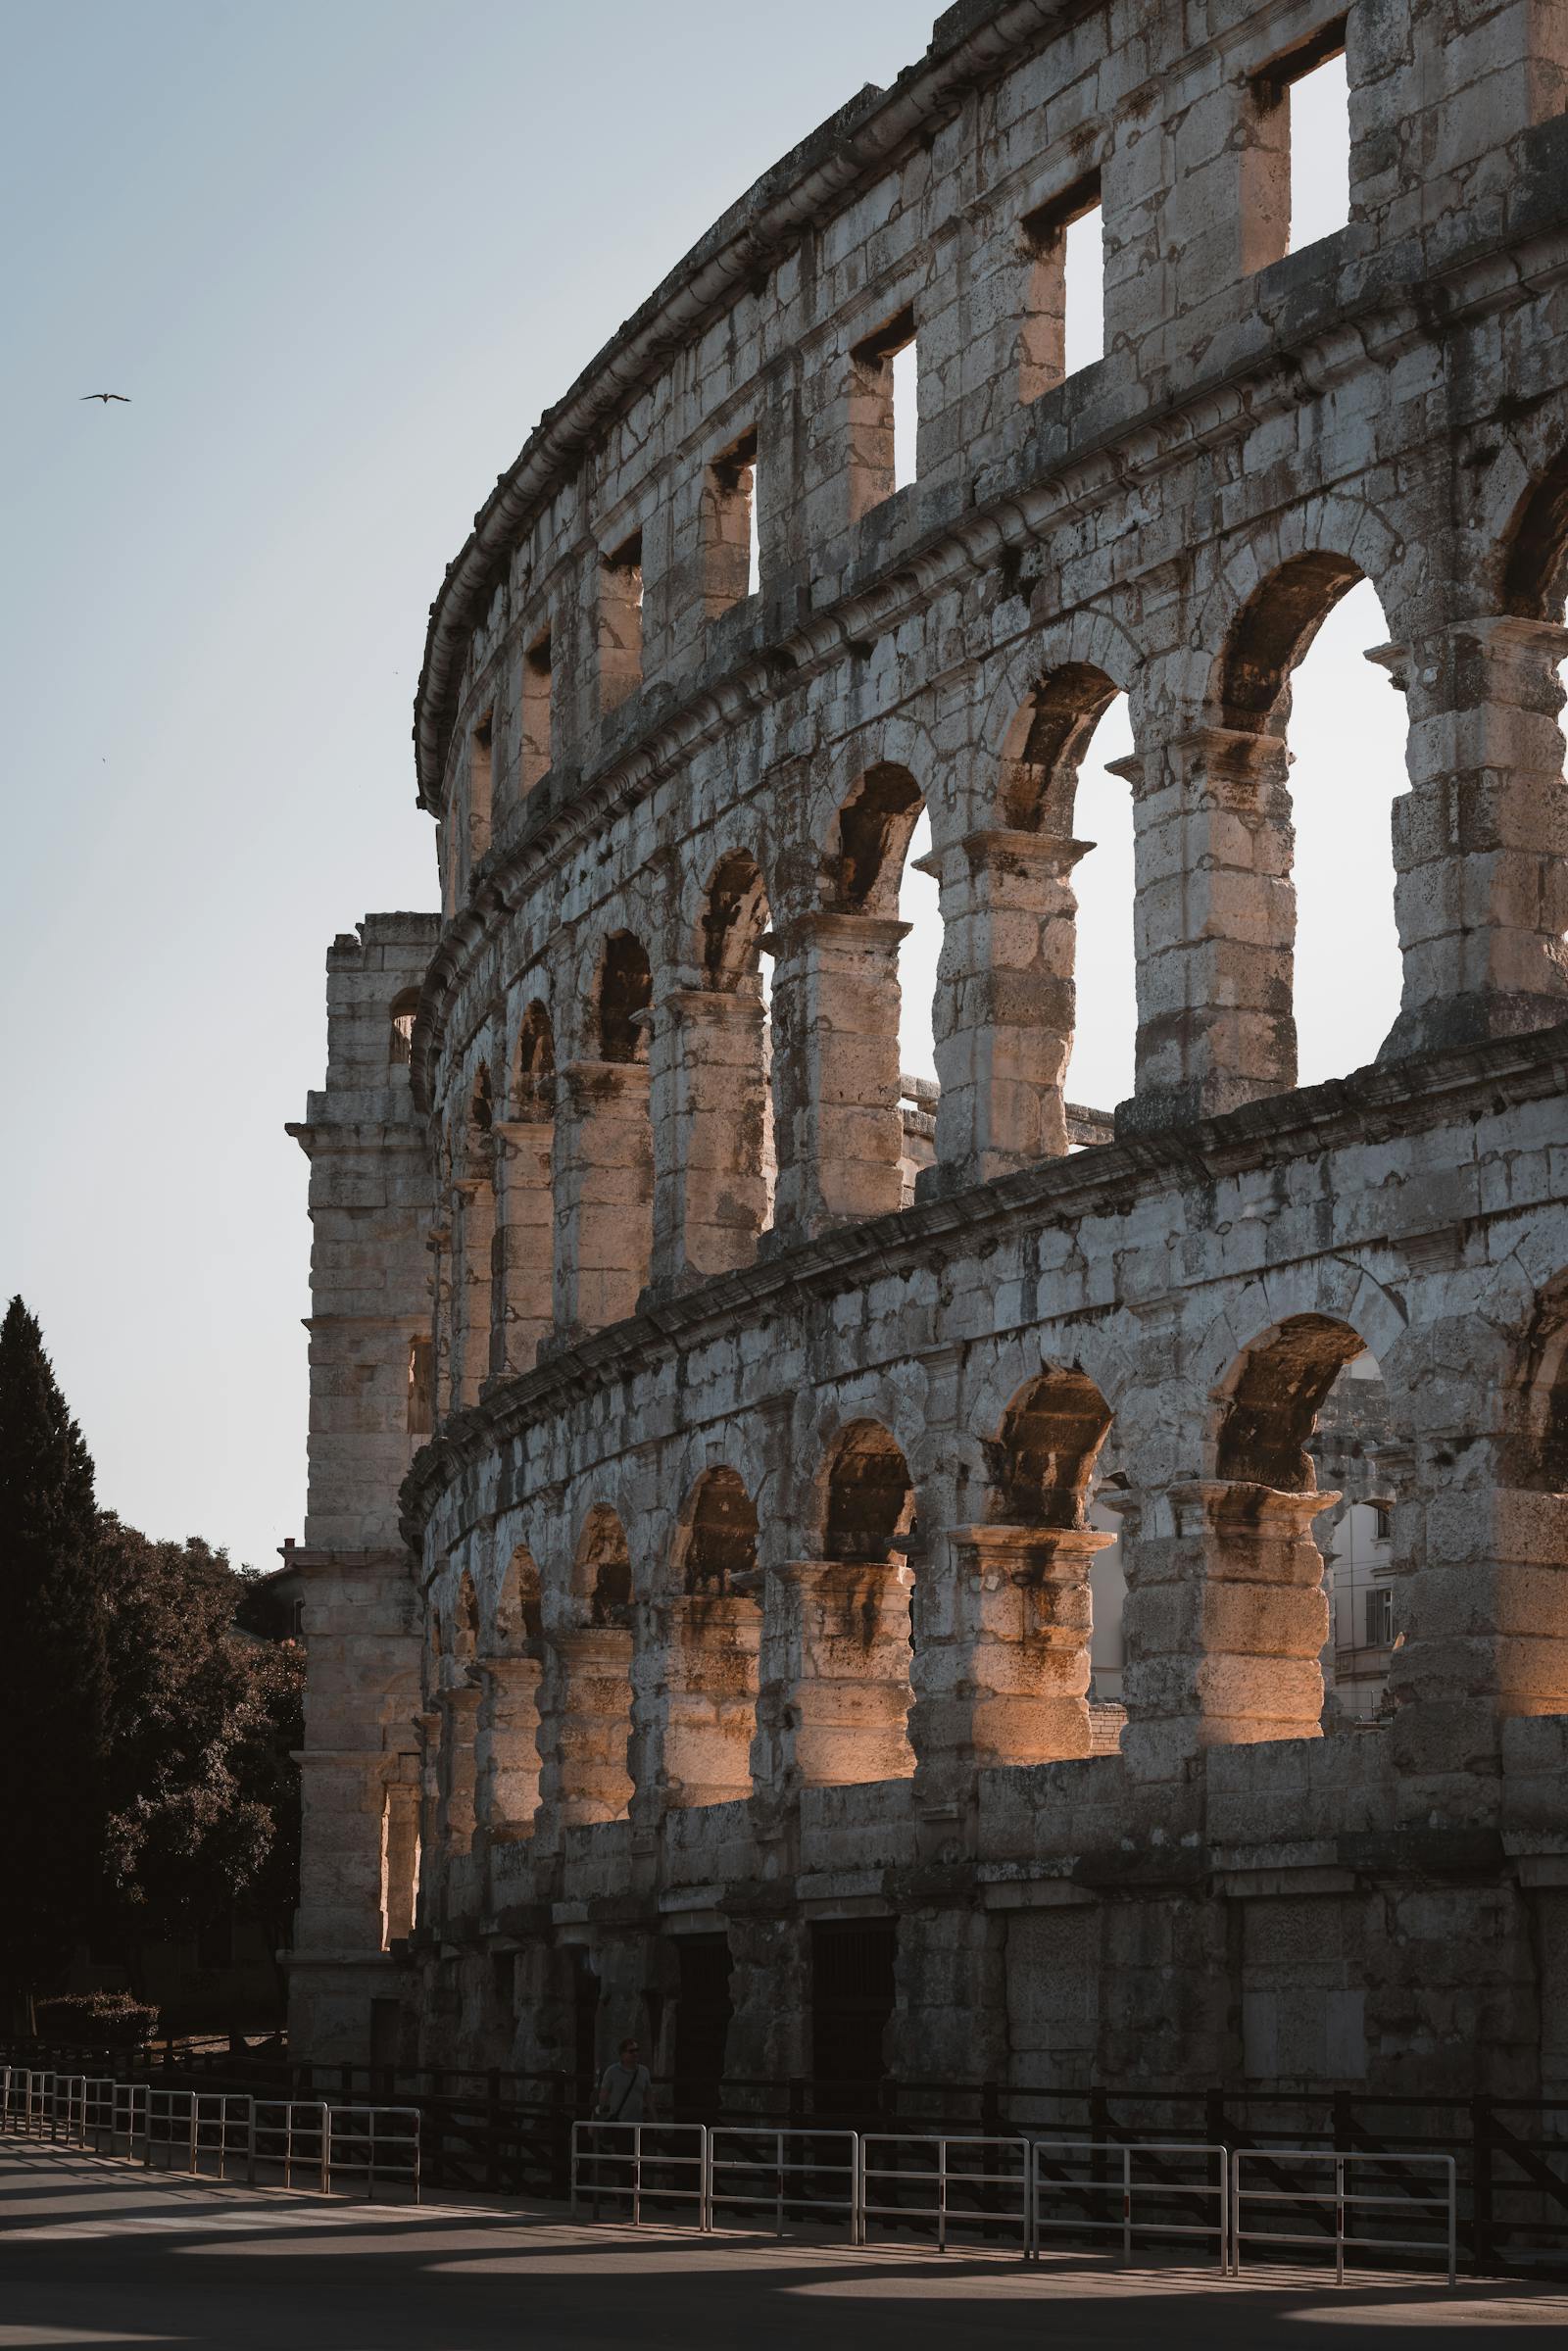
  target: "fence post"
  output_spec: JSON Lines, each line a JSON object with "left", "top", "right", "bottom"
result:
{"left": 550, "top": 2071, "right": 571, "bottom": 2202}
{"left": 320, "top": 2103, "right": 331, "bottom": 2197}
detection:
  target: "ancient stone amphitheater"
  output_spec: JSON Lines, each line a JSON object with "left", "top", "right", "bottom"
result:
{"left": 289, "top": 0, "right": 1568, "bottom": 2114}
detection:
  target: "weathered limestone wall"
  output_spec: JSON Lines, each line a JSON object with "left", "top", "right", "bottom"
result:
{"left": 288, "top": 0, "right": 1568, "bottom": 2089}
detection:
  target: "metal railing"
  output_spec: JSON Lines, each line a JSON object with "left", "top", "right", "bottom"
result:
{"left": 1030, "top": 2138, "right": 1230, "bottom": 2266}
{"left": 1232, "top": 2148, "right": 1457, "bottom": 2285}
{"left": 0, "top": 2073, "right": 418, "bottom": 2204}
{"left": 706, "top": 2127, "right": 859, "bottom": 2241}
{"left": 846, "top": 2133, "right": 1034, "bottom": 2254}
{"left": 569, "top": 2122, "right": 709, "bottom": 2228}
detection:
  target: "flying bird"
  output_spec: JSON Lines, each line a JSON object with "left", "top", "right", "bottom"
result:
{"left": 81, "top": 392, "right": 130, "bottom": 404}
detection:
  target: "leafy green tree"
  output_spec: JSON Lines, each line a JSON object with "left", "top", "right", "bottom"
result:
{"left": 0, "top": 1298, "right": 110, "bottom": 2026}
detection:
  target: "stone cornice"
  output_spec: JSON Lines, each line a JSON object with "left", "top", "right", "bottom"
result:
{"left": 398, "top": 1012, "right": 1568, "bottom": 1547}
{"left": 409, "top": 202, "right": 1568, "bottom": 1116}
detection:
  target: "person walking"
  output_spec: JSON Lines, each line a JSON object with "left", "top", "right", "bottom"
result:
{"left": 596, "top": 2037, "right": 656, "bottom": 2124}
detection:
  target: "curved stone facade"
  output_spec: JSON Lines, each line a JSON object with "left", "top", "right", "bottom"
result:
{"left": 290, "top": 0, "right": 1568, "bottom": 2101}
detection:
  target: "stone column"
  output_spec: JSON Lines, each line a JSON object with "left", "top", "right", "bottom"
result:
{"left": 475, "top": 1656, "right": 543, "bottom": 1843}
{"left": 1123, "top": 728, "right": 1296, "bottom": 1131}
{"left": 768, "top": 1558, "right": 915, "bottom": 1790}
{"left": 921, "top": 829, "right": 1088, "bottom": 1185}
{"left": 543, "top": 1627, "right": 635, "bottom": 1826}
{"left": 427, "top": 1224, "right": 453, "bottom": 1420}
{"left": 657, "top": 1593, "right": 762, "bottom": 1807}
{"left": 769, "top": 911, "right": 909, "bottom": 1237}
{"left": 552, "top": 1062, "right": 654, "bottom": 1337}
{"left": 435, "top": 1683, "right": 481, "bottom": 1923}
{"left": 651, "top": 988, "right": 769, "bottom": 1284}
{"left": 1119, "top": 1481, "right": 1338, "bottom": 1781}
{"left": 1388, "top": 1481, "right": 1568, "bottom": 1784}
{"left": 381, "top": 1776, "right": 420, "bottom": 1946}
{"left": 911, "top": 1525, "right": 1116, "bottom": 1810}
{"left": 1378, "top": 617, "right": 1568, "bottom": 1058}
{"left": 490, "top": 1118, "right": 554, "bottom": 1375}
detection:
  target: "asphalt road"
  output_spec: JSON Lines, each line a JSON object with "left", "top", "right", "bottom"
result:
{"left": 1, "top": 2141, "right": 1564, "bottom": 2348}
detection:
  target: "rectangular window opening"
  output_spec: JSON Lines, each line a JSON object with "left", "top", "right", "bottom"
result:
{"left": 520, "top": 627, "right": 553, "bottom": 794}
{"left": 850, "top": 308, "right": 917, "bottom": 511}
{"left": 468, "top": 710, "right": 493, "bottom": 862}
{"left": 599, "top": 529, "right": 644, "bottom": 711}
{"left": 1285, "top": 39, "right": 1349, "bottom": 252}
{"left": 705, "top": 427, "right": 758, "bottom": 618}
{"left": 1248, "top": 24, "right": 1349, "bottom": 270}
{"left": 1365, "top": 1586, "right": 1394, "bottom": 1648}
{"left": 1019, "top": 174, "right": 1102, "bottom": 403}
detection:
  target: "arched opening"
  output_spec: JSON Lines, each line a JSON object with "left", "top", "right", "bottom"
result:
{"left": 834, "top": 767, "right": 937, "bottom": 1205}
{"left": 1004, "top": 665, "right": 1136, "bottom": 1127}
{"left": 477, "top": 1544, "right": 544, "bottom": 1843}
{"left": 787, "top": 1422, "right": 917, "bottom": 1788}
{"left": 681, "top": 852, "right": 775, "bottom": 1271}
{"left": 1199, "top": 1314, "right": 1389, "bottom": 1744}
{"left": 599, "top": 933, "right": 653, "bottom": 1064}
{"left": 562, "top": 941, "right": 655, "bottom": 1334}
{"left": 435, "top": 1570, "right": 482, "bottom": 1904}
{"left": 1213, "top": 559, "right": 1403, "bottom": 1087}
{"left": 552, "top": 1506, "right": 636, "bottom": 1825}
{"left": 662, "top": 1469, "right": 762, "bottom": 1808}
{"left": 493, "top": 1000, "right": 555, "bottom": 1375}
{"left": 452, "top": 1066, "right": 496, "bottom": 1408}
{"left": 940, "top": 1368, "right": 1119, "bottom": 1766}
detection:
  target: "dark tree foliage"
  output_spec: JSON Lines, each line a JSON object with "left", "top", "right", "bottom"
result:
{"left": 0, "top": 1298, "right": 110, "bottom": 2017}
{"left": 97, "top": 1523, "right": 305, "bottom": 1974}
{"left": 0, "top": 1300, "right": 303, "bottom": 2027}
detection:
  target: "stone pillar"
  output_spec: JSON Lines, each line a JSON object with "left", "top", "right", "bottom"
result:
{"left": 1123, "top": 728, "right": 1296, "bottom": 1131}
{"left": 475, "top": 1656, "right": 543, "bottom": 1843}
{"left": 490, "top": 1118, "right": 554, "bottom": 1375}
{"left": 1119, "top": 1481, "right": 1338, "bottom": 1781}
{"left": 1379, "top": 618, "right": 1568, "bottom": 1059}
{"left": 452, "top": 1178, "right": 495, "bottom": 1407}
{"left": 911, "top": 1525, "right": 1116, "bottom": 1809}
{"left": 651, "top": 988, "right": 769, "bottom": 1284}
{"left": 657, "top": 1593, "right": 761, "bottom": 1807}
{"left": 1389, "top": 1482, "right": 1568, "bottom": 1785}
{"left": 435, "top": 1682, "right": 481, "bottom": 1923}
{"left": 769, "top": 911, "right": 909, "bottom": 1237}
{"left": 552, "top": 1062, "right": 654, "bottom": 1337}
{"left": 427, "top": 1224, "right": 453, "bottom": 1421}
{"left": 544, "top": 1628, "right": 635, "bottom": 1826}
{"left": 922, "top": 829, "right": 1087, "bottom": 1185}
{"left": 769, "top": 1559, "right": 915, "bottom": 1790}
{"left": 381, "top": 1776, "right": 420, "bottom": 1945}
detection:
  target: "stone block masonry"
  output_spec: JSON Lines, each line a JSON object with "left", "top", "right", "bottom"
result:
{"left": 288, "top": 0, "right": 1568, "bottom": 2110}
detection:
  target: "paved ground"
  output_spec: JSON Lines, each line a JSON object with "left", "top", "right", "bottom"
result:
{"left": 1, "top": 2141, "right": 1564, "bottom": 2347}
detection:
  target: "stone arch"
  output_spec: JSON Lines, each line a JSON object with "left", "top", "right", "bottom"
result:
{"left": 669, "top": 847, "right": 777, "bottom": 1272}
{"left": 1211, "top": 550, "right": 1371, "bottom": 736}
{"left": 1185, "top": 495, "right": 1413, "bottom": 710}
{"left": 514, "top": 999, "right": 556, "bottom": 1115}
{"left": 990, "top": 1366, "right": 1113, "bottom": 1528}
{"left": 598, "top": 932, "right": 653, "bottom": 1063}
{"left": 1500, "top": 441, "right": 1568, "bottom": 621}
{"left": 452, "top": 1566, "right": 480, "bottom": 1662}
{"left": 699, "top": 849, "right": 771, "bottom": 991}
{"left": 775, "top": 1420, "right": 918, "bottom": 1791}
{"left": 451, "top": 1067, "right": 497, "bottom": 1408}
{"left": 475, "top": 1542, "right": 544, "bottom": 1844}
{"left": 492, "top": 999, "right": 556, "bottom": 1376}
{"left": 660, "top": 1467, "right": 762, "bottom": 1808}
{"left": 998, "top": 661, "right": 1124, "bottom": 833}
{"left": 828, "top": 763, "right": 925, "bottom": 917}
{"left": 1170, "top": 1311, "right": 1381, "bottom": 1751}
{"left": 549, "top": 1505, "right": 637, "bottom": 1826}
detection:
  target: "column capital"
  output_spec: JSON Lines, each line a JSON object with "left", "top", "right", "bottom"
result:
{"left": 913, "top": 827, "right": 1093, "bottom": 885}
{"left": 1165, "top": 1479, "right": 1342, "bottom": 1537}
{"left": 947, "top": 1522, "right": 1118, "bottom": 1573}
{"left": 772, "top": 908, "right": 911, "bottom": 955}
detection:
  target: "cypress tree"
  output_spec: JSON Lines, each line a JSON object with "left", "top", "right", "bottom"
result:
{"left": 0, "top": 1298, "right": 109, "bottom": 2024}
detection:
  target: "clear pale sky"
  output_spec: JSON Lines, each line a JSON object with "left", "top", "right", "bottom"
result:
{"left": 2, "top": 9, "right": 1403, "bottom": 1573}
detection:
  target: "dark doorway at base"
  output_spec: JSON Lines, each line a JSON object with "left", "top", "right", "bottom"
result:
{"left": 810, "top": 1918, "right": 895, "bottom": 2104}
{"left": 673, "top": 1933, "right": 733, "bottom": 2118}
